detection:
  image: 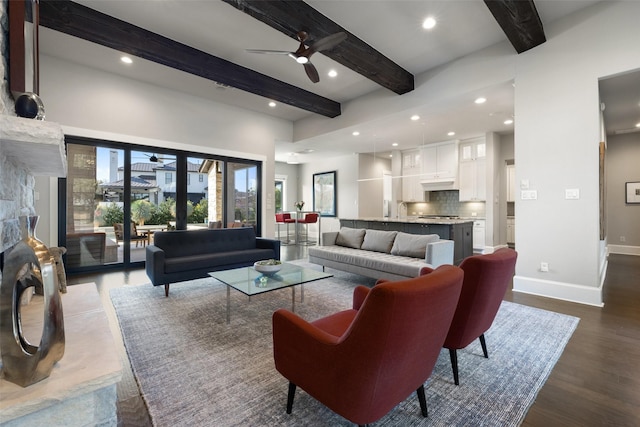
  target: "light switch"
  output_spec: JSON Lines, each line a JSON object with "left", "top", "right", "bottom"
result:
{"left": 521, "top": 190, "right": 537, "bottom": 200}
{"left": 565, "top": 189, "right": 580, "bottom": 199}
{"left": 520, "top": 179, "right": 530, "bottom": 190}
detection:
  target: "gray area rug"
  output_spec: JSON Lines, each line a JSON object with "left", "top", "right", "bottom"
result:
{"left": 110, "top": 262, "right": 579, "bottom": 426}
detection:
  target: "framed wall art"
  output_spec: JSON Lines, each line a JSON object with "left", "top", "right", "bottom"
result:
{"left": 313, "top": 171, "right": 337, "bottom": 217}
{"left": 625, "top": 181, "right": 640, "bottom": 204}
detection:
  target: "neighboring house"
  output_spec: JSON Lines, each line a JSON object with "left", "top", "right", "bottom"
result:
{"left": 100, "top": 161, "right": 208, "bottom": 205}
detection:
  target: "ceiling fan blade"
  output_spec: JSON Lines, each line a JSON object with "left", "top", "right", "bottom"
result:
{"left": 245, "top": 49, "right": 292, "bottom": 55}
{"left": 304, "top": 63, "right": 320, "bottom": 83}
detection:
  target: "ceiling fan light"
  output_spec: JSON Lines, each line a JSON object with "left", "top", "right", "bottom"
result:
{"left": 422, "top": 16, "right": 437, "bottom": 30}
{"left": 296, "top": 56, "right": 309, "bottom": 64}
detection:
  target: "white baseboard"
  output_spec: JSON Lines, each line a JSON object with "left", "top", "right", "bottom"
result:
{"left": 513, "top": 275, "right": 604, "bottom": 307}
{"left": 607, "top": 244, "right": 640, "bottom": 256}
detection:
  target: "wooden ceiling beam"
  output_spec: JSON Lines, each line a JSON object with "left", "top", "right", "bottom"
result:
{"left": 222, "top": 0, "right": 414, "bottom": 95}
{"left": 484, "top": 0, "right": 546, "bottom": 53}
{"left": 39, "top": 0, "right": 341, "bottom": 118}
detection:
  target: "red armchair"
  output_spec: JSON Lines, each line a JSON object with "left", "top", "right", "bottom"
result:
{"left": 272, "top": 265, "right": 464, "bottom": 426}
{"left": 423, "top": 248, "right": 518, "bottom": 385}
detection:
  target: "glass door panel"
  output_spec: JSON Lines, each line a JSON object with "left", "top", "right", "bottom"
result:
{"left": 186, "top": 157, "right": 222, "bottom": 229}
{"left": 66, "top": 144, "right": 123, "bottom": 269}
{"left": 227, "top": 162, "right": 258, "bottom": 229}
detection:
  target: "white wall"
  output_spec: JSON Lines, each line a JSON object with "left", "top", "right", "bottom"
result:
{"left": 38, "top": 54, "right": 293, "bottom": 240}
{"left": 512, "top": 1, "right": 640, "bottom": 306}
{"left": 357, "top": 153, "right": 391, "bottom": 218}
{"left": 300, "top": 154, "right": 359, "bottom": 234}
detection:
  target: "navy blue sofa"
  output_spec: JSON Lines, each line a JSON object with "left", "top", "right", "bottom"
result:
{"left": 146, "top": 227, "right": 280, "bottom": 296}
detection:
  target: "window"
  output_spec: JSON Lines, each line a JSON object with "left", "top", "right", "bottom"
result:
{"left": 165, "top": 172, "right": 172, "bottom": 184}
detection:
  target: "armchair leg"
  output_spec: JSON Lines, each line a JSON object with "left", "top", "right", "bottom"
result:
{"left": 479, "top": 334, "right": 488, "bottom": 358}
{"left": 164, "top": 284, "right": 170, "bottom": 297}
{"left": 286, "top": 382, "right": 296, "bottom": 414}
{"left": 449, "top": 348, "right": 460, "bottom": 385}
{"left": 416, "top": 384, "right": 429, "bottom": 417}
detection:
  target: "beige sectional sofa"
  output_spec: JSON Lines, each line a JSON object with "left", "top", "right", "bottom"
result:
{"left": 308, "top": 227, "right": 454, "bottom": 281}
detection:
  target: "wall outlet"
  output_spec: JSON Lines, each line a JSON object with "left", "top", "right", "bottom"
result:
{"left": 540, "top": 262, "right": 549, "bottom": 272}
{"left": 620, "top": 236, "right": 626, "bottom": 243}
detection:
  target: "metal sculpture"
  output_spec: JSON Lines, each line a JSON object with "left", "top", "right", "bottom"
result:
{"left": 0, "top": 218, "right": 65, "bottom": 387}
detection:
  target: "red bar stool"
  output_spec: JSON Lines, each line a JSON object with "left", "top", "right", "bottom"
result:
{"left": 275, "top": 213, "right": 292, "bottom": 242}
{"left": 297, "top": 212, "right": 319, "bottom": 245}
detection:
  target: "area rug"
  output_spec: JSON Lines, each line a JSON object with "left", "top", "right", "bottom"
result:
{"left": 110, "top": 262, "right": 579, "bottom": 426}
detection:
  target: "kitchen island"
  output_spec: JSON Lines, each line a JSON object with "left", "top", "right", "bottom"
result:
{"left": 339, "top": 217, "right": 473, "bottom": 265}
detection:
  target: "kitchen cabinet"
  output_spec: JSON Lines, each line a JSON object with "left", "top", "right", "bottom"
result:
{"left": 472, "top": 219, "right": 486, "bottom": 251}
{"left": 506, "top": 164, "right": 516, "bottom": 202}
{"left": 420, "top": 142, "right": 458, "bottom": 182}
{"left": 459, "top": 138, "right": 486, "bottom": 161}
{"left": 507, "top": 218, "right": 515, "bottom": 244}
{"left": 402, "top": 149, "right": 426, "bottom": 201}
{"left": 459, "top": 138, "right": 486, "bottom": 201}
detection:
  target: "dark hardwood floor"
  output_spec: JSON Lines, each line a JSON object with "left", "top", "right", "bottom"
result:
{"left": 67, "top": 250, "right": 640, "bottom": 426}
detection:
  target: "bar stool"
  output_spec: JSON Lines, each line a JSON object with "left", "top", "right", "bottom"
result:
{"left": 275, "top": 213, "right": 291, "bottom": 241}
{"left": 297, "top": 212, "right": 319, "bottom": 245}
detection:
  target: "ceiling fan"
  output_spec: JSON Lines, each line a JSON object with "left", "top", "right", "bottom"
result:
{"left": 246, "top": 31, "right": 347, "bottom": 83}
{"left": 142, "top": 153, "right": 173, "bottom": 163}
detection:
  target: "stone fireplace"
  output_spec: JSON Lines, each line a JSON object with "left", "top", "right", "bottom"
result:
{"left": 0, "top": 0, "right": 66, "bottom": 256}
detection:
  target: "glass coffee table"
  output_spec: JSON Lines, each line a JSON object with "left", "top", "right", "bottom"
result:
{"left": 209, "top": 262, "right": 333, "bottom": 324}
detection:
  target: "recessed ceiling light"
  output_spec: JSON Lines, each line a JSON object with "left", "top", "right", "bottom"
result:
{"left": 447, "top": 131, "right": 456, "bottom": 136}
{"left": 389, "top": 154, "right": 393, "bottom": 158}
{"left": 328, "top": 69, "right": 338, "bottom": 78}
{"left": 504, "top": 119, "right": 514, "bottom": 125}
{"left": 636, "top": 122, "right": 640, "bottom": 128}
{"left": 352, "top": 131, "right": 360, "bottom": 136}
{"left": 268, "top": 101, "right": 276, "bottom": 108}
{"left": 392, "top": 142, "right": 399, "bottom": 147}
{"left": 120, "top": 56, "right": 133, "bottom": 64}
{"left": 411, "top": 115, "right": 420, "bottom": 121}
{"left": 475, "top": 97, "right": 487, "bottom": 104}
{"left": 422, "top": 16, "right": 437, "bottom": 30}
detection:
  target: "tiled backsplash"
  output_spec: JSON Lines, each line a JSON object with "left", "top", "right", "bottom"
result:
{"left": 406, "top": 190, "right": 487, "bottom": 218}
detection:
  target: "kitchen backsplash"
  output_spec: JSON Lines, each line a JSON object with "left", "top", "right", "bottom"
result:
{"left": 405, "top": 190, "right": 486, "bottom": 218}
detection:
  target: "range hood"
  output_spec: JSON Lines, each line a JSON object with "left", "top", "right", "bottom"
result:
{"left": 420, "top": 178, "right": 457, "bottom": 191}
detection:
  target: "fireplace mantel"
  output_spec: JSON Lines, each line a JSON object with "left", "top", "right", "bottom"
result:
{"left": 0, "top": 115, "right": 66, "bottom": 177}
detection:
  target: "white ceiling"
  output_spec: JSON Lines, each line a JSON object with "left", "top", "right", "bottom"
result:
{"left": 38, "top": 0, "right": 636, "bottom": 163}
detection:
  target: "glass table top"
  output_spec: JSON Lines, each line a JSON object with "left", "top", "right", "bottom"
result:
{"left": 209, "top": 262, "right": 333, "bottom": 296}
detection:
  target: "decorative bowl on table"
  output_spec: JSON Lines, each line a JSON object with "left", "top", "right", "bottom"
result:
{"left": 254, "top": 259, "right": 282, "bottom": 276}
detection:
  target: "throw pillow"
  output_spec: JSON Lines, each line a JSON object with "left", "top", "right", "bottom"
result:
{"left": 361, "top": 229, "right": 397, "bottom": 253}
{"left": 335, "top": 227, "right": 366, "bottom": 249}
{"left": 390, "top": 232, "right": 440, "bottom": 258}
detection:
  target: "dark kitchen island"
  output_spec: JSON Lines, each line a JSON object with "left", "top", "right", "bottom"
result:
{"left": 339, "top": 217, "right": 473, "bottom": 265}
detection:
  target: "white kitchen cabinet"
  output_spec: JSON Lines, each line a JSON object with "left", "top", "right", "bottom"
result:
{"left": 421, "top": 142, "right": 458, "bottom": 182}
{"left": 402, "top": 149, "right": 425, "bottom": 201}
{"left": 459, "top": 138, "right": 486, "bottom": 162}
{"left": 473, "top": 219, "right": 486, "bottom": 251}
{"left": 506, "top": 164, "right": 516, "bottom": 202}
{"left": 458, "top": 138, "right": 486, "bottom": 201}
{"left": 507, "top": 217, "right": 515, "bottom": 244}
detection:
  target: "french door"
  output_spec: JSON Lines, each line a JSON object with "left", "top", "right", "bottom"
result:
{"left": 60, "top": 138, "right": 261, "bottom": 273}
